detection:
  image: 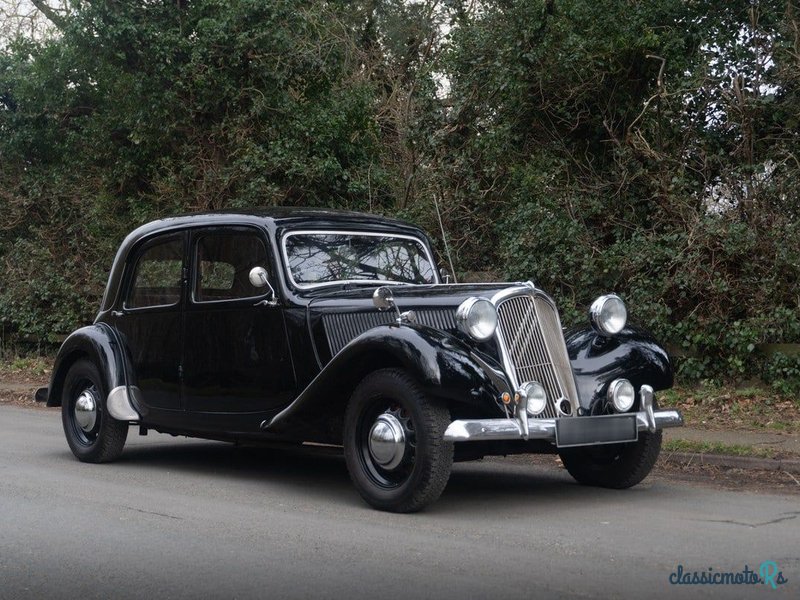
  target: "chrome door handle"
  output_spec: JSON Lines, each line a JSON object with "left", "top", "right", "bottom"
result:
{"left": 254, "top": 299, "right": 279, "bottom": 307}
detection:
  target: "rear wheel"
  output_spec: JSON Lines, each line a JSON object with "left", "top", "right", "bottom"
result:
{"left": 343, "top": 369, "right": 453, "bottom": 513}
{"left": 558, "top": 431, "right": 662, "bottom": 489}
{"left": 61, "top": 359, "right": 128, "bottom": 463}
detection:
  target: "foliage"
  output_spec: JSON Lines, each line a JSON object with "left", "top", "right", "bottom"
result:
{"left": 763, "top": 352, "right": 800, "bottom": 396}
{"left": 440, "top": 0, "right": 800, "bottom": 383}
{"left": 1, "top": 0, "right": 799, "bottom": 387}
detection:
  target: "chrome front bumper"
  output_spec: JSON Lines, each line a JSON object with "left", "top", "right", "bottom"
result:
{"left": 443, "top": 409, "right": 683, "bottom": 442}
{"left": 443, "top": 385, "right": 683, "bottom": 445}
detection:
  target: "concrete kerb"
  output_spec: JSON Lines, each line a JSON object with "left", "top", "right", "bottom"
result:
{"left": 662, "top": 451, "right": 800, "bottom": 475}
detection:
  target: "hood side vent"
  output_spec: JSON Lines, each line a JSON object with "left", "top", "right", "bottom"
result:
{"left": 323, "top": 310, "right": 457, "bottom": 355}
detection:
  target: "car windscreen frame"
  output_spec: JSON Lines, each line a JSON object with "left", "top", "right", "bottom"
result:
{"left": 281, "top": 229, "right": 439, "bottom": 290}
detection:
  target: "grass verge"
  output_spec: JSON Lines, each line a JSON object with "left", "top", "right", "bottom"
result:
{"left": 659, "top": 384, "right": 800, "bottom": 434}
{"left": 662, "top": 439, "right": 779, "bottom": 460}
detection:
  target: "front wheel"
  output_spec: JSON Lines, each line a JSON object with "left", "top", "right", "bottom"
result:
{"left": 343, "top": 368, "right": 453, "bottom": 513}
{"left": 558, "top": 431, "right": 662, "bottom": 489}
{"left": 61, "top": 359, "right": 128, "bottom": 463}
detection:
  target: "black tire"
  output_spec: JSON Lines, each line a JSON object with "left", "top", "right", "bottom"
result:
{"left": 343, "top": 368, "right": 453, "bottom": 513}
{"left": 558, "top": 431, "right": 662, "bottom": 489}
{"left": 61, "top": 359, "right": 128, "bottom": 463}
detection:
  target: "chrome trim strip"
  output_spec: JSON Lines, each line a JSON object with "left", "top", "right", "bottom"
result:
{"left": 107, "top": 386, "right": 140, "bottom": 422}
{"left": 280, "top": 229, "right": 439, "bottom": 290}
{"left": 443, "top": 409, "right": 683, "bottom": 442}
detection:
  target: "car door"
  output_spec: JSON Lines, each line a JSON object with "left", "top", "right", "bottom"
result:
{"left": 181, "top": 226, "right": 296, "bottom": 415}
{"left": 109, "top": 231, "right": 186, "bottom": 411}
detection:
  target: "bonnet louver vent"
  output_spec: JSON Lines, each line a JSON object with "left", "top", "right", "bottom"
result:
{"left": 323, "top": 310, "right": 457, "bottom": 355}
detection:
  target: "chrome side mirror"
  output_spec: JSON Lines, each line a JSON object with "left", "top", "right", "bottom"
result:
{"left": 372, "top": 286, "right": 396, "bottom": 312}
{"left": 249, "top": 266, "right": 270, "bottom": 288}
{"left": 373, "top": 286, "right": 416, "bottom": 324}
{"left": 439, "top": 267, "right": 452, "bottom": 284}
{"left": 249, "top": 267, "right": 278, "bottom": 306}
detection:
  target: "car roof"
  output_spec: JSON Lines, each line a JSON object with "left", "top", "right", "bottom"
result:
{"left": 98, "top": 207, "right": 433, "bottom": 313}
{"left": 135, "top": 207, "right": 415, "bottom": 231}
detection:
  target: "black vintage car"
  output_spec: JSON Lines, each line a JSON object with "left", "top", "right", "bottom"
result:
{"left": 39, "top": 208, "right": 683, "bottom": 512}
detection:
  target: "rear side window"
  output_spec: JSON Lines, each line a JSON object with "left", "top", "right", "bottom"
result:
{"left": 127, "top": 235, "right": 184, "bottom": 309}
{"left": 194, "top": 231, "right": 269, "bottom": 302}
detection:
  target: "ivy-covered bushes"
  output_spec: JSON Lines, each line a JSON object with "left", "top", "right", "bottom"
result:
{"left": 442, "top": 0, "right": 800, "bottom": 384}
{"left": 1, "top": 0, "right": 799, "bottom": 388}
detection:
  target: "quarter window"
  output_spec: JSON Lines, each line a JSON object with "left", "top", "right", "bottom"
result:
{"left": 127, "top": 236, "right": 184, "bottom": 309}
{"left": 194, "top": 232, "right": 269, "bottom": 302}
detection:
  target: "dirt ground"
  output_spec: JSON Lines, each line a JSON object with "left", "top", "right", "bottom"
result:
{"left": 653, "top": 456, "right": 800, "bottom": 495}
{"left": 660, "top": 386, "right": 800, "bottom": 434}
{"left": 0, "top": 359, "right": 48, "bottom": 408}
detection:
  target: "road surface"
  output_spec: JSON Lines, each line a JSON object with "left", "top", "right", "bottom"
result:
{"left": 0, "top": 406, "right": 796, "bottom": 599}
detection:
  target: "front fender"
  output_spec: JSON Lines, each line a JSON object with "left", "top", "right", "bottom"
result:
{"left": 45, "top": 324, "right": 133, "bottom": 413}
{"left": 265, "top": 324, "right": 509, "bottom": 437}
{"left": 566, "top": 325, "right": 674, "bottom": 413}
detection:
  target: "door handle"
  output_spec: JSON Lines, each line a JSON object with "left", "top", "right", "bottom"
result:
{"left": 254, "top": 299, "right": 279, "bottom": 307}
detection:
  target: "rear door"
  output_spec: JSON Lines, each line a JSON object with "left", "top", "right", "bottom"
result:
{"left": 181, "top": 226, "right": 296, "bottom": 415}
{"left": 110, "top": 231, "right": 186, "bottom": 411}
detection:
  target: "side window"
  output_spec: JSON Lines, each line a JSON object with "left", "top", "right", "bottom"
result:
{"left": 194, "top": 231, "right": 269, "bottom": 302}
{"left": 126, "top": 235, "right": 184, "bottom": 309}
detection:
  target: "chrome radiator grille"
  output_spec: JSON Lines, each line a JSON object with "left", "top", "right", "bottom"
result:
{"left": 495, "top": 293, "right": 579, "bottom": 418}
{"left": 324, "top": 309, "right": 457, "bottom": 355}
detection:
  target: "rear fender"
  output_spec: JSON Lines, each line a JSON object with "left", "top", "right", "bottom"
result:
{"left": 45, "top": 324, "right": 140, "bottom": 420}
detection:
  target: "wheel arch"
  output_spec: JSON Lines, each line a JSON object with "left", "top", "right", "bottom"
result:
{"left": 566, "top": 325, "right": 674, "bottom": 413}
{"left": 264, "top": 324, "right": 507, "bottom": 441}
{"left": 46, "top": 324, "right": 130, "bottom": 408}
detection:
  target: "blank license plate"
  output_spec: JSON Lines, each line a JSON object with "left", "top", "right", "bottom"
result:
{"left": 555, "top": 414, "right": 638, "bottom": 448}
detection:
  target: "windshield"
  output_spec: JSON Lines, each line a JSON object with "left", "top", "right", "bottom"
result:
{"left": 283, "top": 231, "right": 437, "bottom": 288}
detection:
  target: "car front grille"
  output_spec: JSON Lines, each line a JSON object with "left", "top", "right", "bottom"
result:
{"left": 495, "top": 292, "right": 579, "bottom": 418}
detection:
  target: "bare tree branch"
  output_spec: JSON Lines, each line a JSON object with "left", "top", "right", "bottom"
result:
{"left": 30, "top": 0, "right": 66, "bottom": 30}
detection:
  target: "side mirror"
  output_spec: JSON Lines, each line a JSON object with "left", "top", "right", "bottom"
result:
{"left": 248, "top": 267, "right": 278, "bottom": 306}
{"left": 439, "top": 267, "right": 452, "bottom": 284}
{"left": 373, "top": 286, "right": 415, "bottom": 324}
{"left": 372, "top": 286, "right": 397, "bottom": 312}
{"left": 249, "top": 266, "right": 270, "bottom": 288}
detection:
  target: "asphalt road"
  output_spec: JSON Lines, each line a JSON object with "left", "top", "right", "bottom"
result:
{"left": 1, "top": 406, "right": 797, "bottom": 600}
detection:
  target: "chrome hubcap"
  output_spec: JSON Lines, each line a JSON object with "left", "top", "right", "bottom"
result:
{"left": 74, "top": 390, "right": 97, "bottom": 432}
{"left": 368, "top": 413, "right": 406, "bottom": 470}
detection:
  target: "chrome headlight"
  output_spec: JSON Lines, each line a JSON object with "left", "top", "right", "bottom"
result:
{"left": 607, "top": 378, "right": 635, "bottom": 412}
{"left": 455, "top": 297, "right": 497, "bottom": 341}
{"left": 521, "top": 382, "right": 547, "bottom": 416}
{"left": 589, "top": 294, "right": 627, "bottom": 335}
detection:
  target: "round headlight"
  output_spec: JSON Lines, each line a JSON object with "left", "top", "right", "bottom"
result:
{"left": 607, "top": 378, "right": 635, "bottom": 412}
{"left": 521, "top": 382, "right": 547, "bottom": 417}
{"left": 590, "top": 294, "right": 627, "bottom": 335}
{"left": 455, "top": 297, "right": 497, "bottom": 341}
